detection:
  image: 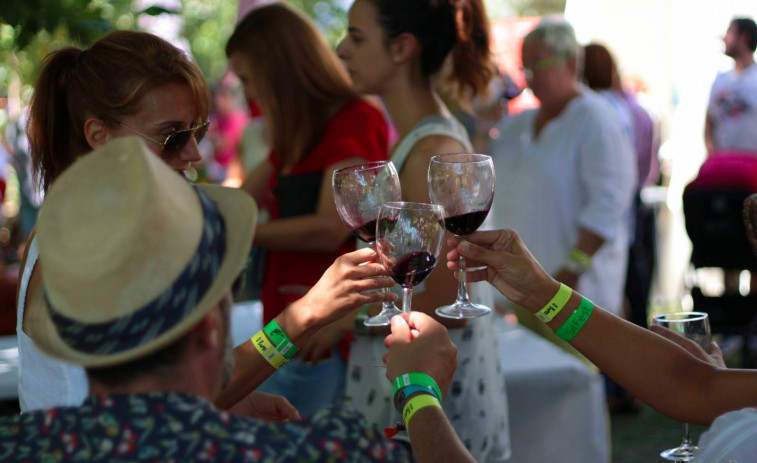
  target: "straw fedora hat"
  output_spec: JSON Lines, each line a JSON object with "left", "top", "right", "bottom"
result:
{"left": 26, "top": 136, "right": 256, "bottom": 367}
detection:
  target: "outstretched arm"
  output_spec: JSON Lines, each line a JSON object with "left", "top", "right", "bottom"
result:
{"left": 447, "top": 230, "right": 757, "bottom": 425}
{"left": 215, "top": 248, "right": 396, "bottom": 409}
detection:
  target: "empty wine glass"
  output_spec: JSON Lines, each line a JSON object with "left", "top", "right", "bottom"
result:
{"left": 375, "top": 202, "right": 445, "bottom": 314}
{"left": 332, "top": 161, "right": 402, "bottom": 326}
{"left": 427, "top": 153, "right": 495, "bottom": 319}
{"left": 651, "top": 311, "right": 712, "bottom": 462}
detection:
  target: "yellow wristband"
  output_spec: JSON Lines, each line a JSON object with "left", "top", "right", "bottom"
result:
{"left": 251, "top": 330, "right": 288, "bottom": 369}
{"left": 402, "top": 393, "right": 441, "bottom": 430}
{"left": 535, "top": 283, "right": 572, "bottom": 323}
{"left": 569, "top": 249, "right": 592, "bottom": 268}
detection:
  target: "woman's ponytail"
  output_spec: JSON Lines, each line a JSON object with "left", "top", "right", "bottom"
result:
{"left": 27, "top": 47, "right": 88, "bottom": 192}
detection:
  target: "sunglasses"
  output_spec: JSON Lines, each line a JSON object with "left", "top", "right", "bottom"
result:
{"left": 520, "top": 55, "right": 565, "bottom": 81}
{"left": 117, "top": 121, "right": 210, "bottom": 156}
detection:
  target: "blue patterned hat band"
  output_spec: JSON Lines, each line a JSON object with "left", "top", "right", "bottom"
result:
{"left": 46, "top": 187, "right": 227, "bottom": 355}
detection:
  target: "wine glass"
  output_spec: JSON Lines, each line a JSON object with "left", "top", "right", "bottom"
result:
{"left": 427, "top": 153, "right": 495, "bottom": 319}
{"left": 375, "top": 202, "right": 445, "bottom": 313}
{"left": 651, "top": 311, "right": 712, "bottom": 462}
{"left": 332, "top": 161, "right": 402, "bottom": 326}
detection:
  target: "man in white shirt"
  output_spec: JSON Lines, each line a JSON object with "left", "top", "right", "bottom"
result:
{"left": 491, "top": 18, "right": 636, "bottom": 320}
{"left": 705, "top": 18, "right": 757, "bottom": 155}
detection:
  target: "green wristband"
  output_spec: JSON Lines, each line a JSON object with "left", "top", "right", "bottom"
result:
{"left": 263, "top": 319, "right": 299, "bottom": 360}
{"left": 393, "top": 373, "right": 442, "bottom": 403}
{"left": 554, "top": 296, "right": 594, "bottom": 342}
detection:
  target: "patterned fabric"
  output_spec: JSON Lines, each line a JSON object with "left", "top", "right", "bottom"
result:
{"left": 47, "top": 187, "right": 227, "bottom": 355}
{"left": 0, "top": 392, "right": 410, "bottom": 462}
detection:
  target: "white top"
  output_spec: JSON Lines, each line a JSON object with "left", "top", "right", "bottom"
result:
{"left": 694, "top": 407, "right": 757, "bottom": 462}
{"left": 16, "top": 236, "right": 88, "bottom": 412}
{"left": 707, "top": 63, "right": 757, "bottom": 153}
{"left": 491, "top": 89, "right": 636, "bottom": 314}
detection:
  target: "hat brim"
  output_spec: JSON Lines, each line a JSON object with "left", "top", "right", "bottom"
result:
{"left": 27, "top": 184, "right": 256, "bottom": 368}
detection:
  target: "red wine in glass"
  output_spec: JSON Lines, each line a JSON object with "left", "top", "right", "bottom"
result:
{"left": 376, "top": 202, "right": 445, "bottom": 314}
{"left": 350, "top": 218, "right": 378, "bottom": 243}
{"left": 444, "top": 210, "right": 490, "bottom": 236}
{"left": 428, "top": 153, "right": 495, "bottom": 319}
{"left": 390, "top": 251, "right": 437, "bottom": 286}
{"left": 332, "top": 161, "right": 402, "bottom": 326}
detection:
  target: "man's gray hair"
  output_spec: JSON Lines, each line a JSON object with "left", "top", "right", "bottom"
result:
{"left": 524, "top": 17, "right": 582, "bottom": 62}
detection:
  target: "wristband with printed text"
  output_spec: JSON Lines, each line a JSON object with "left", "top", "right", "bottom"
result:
{"left": 251, "top": 330, "right": 288, "bottom": 369}
{"left": 402, "top": 393, "right": 441, "bottom": 430}
{"left": 535, "top": 283, "right": 572, "bottom": 323}
{"left": 263, "top": 319, "right": 299, "bottom": 360}
{"left": 554, "top": 297, "right": 594, "bottom": 342}
{"left": 393, "top": 372, "right": 442, "bottom": 403}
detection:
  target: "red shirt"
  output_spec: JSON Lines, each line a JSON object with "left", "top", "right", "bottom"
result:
{"left": 261, "top": 99, "right": 389, "bottom": 325}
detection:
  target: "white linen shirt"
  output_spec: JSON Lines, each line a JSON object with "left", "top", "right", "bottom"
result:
{"left": 491, "top": 89, "right": 636, "bottom": 314}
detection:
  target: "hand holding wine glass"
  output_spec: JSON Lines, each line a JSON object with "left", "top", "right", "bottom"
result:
{"left": 651, "top": 311, "right": 712, "bottom": 462}
{"left": 427, "top": 153, "right": 495, "bottom": 319}
{"left": 376, "top": 202, "right": 445, "bottom": 314}
{"left": 332, "top": 161, "right": 402, "bottom": 326}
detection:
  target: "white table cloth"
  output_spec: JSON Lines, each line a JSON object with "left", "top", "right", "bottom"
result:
{"left": 0, "top": 336, "right": 19, "bottom": 401}
{"left": 497, "top": 317, "right": 609, "bottom": 463}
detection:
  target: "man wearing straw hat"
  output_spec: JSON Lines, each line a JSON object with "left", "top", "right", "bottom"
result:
{"left": 0, "top": 137, "right": 472, "bottom": 462}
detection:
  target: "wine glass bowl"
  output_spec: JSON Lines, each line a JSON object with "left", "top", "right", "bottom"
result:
{"left": 427, "top": 153, "right": 495, "bottom": 319}
{"left": 332, "top": 161, "right": 402, "bottom": 326}
{"left": 376, "top": 202, "right": 446, "bottom": 314}
{"left": 651, "top": 311, "right": 712, "bottom": 462}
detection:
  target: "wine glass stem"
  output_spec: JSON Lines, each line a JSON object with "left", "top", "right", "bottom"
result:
{"left": 681, "top": 422, "right": 693, "bottom": 446}
{"left": 456, "top": 254, "right": 471, "bottom": 303}
{"left": 402, "top": 285, "right": 413, "bottom": 313}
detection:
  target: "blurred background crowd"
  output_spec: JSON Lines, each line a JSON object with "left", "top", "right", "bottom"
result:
{"left": 1, "top": 0, "right": 757, "bottom": 460}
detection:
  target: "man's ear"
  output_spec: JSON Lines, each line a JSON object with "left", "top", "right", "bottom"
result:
{"left": 388, "top": 32, "right": 419, "bottom": 65}
{"left": 190, "top": 308, "right": 224, "bottom": 351}
{"left": 83, "top": 118, "right": 112, "bottom": 149}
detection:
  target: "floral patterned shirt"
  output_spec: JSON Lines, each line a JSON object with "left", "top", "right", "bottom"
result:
{"left": 0, "top": 392, "right": 411, "bottom": 462}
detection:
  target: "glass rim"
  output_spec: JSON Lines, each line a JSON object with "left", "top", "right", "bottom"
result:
{"left": 332, "top": 160, "right": 395, "bottom": 175}
{"left": 380, "top": 201, "right": 444, "bottom": 212}
{"left": 430, "top": 153, "right": 492, "bottom": 164}
{"left": 652, "top": 311, "right": 709, "bottom": 322}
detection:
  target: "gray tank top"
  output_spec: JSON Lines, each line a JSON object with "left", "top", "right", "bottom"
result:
{"left": 390, "top": 114, "right": 473, "bottom": 173}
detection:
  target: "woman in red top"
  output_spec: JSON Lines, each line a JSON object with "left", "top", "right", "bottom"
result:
{"left": 225, "top": 4, "right": 389, "bottom": 416}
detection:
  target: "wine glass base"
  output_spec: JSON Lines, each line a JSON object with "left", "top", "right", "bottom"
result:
{"left": 364, "top": 305, "right": 403, "bottom": 326}
{"left": 660, "top": 444, "right": 698, "bottom": 462}
{"left": 436, "top": 302, "right": 491, "bottom": 319}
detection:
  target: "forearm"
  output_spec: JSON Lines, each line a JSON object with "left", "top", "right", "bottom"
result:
{"left": 407, "top": 407, "right": 475, "bottom": 463}
{"left": 574, "top": 228, "right": 604, "bottom": 257}
{"left": 525, "top": 282, "right": 757, "bottom": 424}
{"left": 704, "top": 116, "right": 716, "bottom": 155}
{"left": 215, "top": 299, "right": 320, "bottom": 409}
{"left": 255, "top": 217, "right": 350, "bottom": 253}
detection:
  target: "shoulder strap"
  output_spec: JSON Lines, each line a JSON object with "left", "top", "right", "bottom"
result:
{"left": 17, "top": 234, "right": 39, "bottom": 330}
{"left": 391, "top": 117, "right": 473, "bottom": 173}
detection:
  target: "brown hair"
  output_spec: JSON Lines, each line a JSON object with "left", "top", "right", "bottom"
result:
{"left": 225, "top": 4, "right": 356, "bottom": 167}
{"left": 27, "top": 30, "right": 211, "bottom": 192}
{"left": 583, "top": 43, "right": 620, "bottom": 91}
{"left": 370, "top": 0, "right": 493, "bottom": 98}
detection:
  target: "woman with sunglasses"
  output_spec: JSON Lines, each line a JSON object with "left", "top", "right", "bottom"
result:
{"left": 222, "top": 4, "right": 389, "bottom": 417}
{"left": 336, "top": 1, "right": 511, "bottom": 460}
{"left": 20, "top": 30, "right": 210, "bottom": 413}
{"left": 19, "top": 29, "right": 394, "bottom": 415}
